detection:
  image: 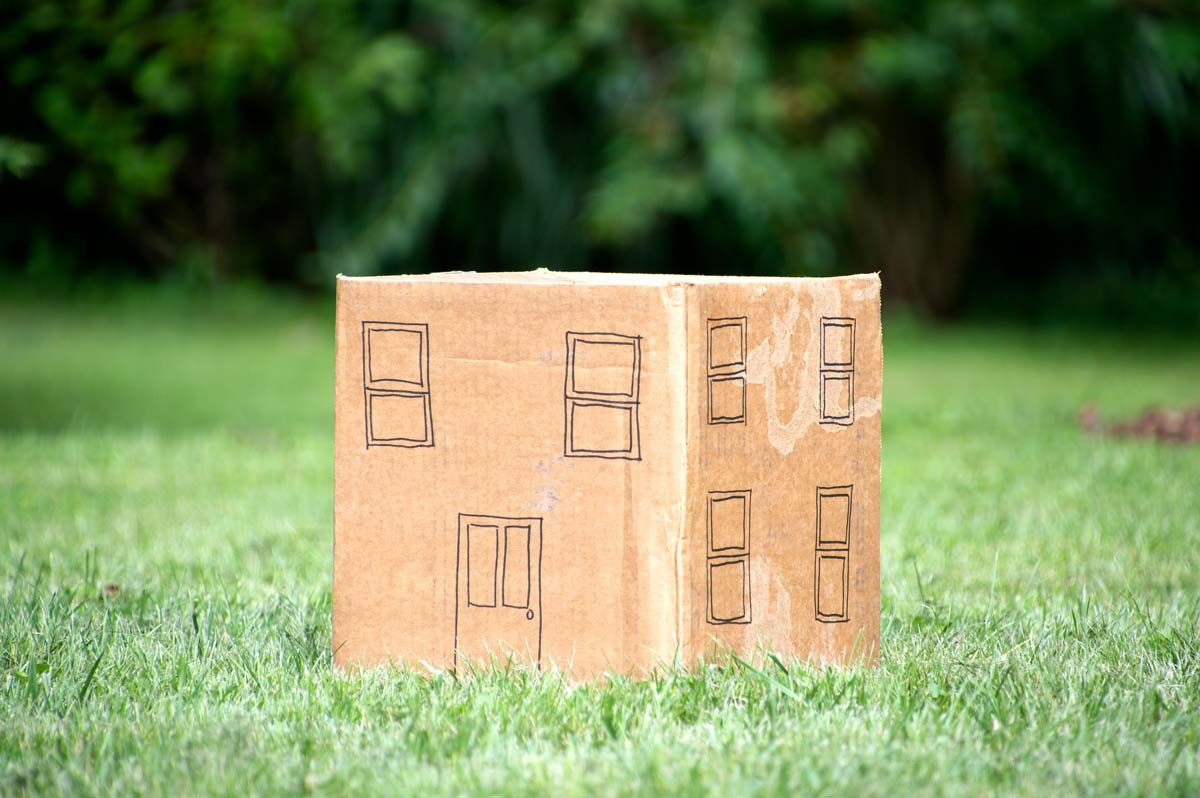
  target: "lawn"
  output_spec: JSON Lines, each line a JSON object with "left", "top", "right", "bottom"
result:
{"left": 1, "top": 287, "right": 1198, "bottom": 797}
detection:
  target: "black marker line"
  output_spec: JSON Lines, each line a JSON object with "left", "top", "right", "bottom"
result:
{"left": 460, "top": 514, "right": 542, "bottom": 523}
{"left": 536, "top": 519, "right": 543, "bottom": 669}
{"left": 453, "top": 514, "right": 462, "bottom": 670}
{"left": 361, "top": 327, "right": 370, "bottom": 449}
{"left": 745, "top": 550, "right": 752, "bottom": 624}
{"left": 501, "top": 526, "right": 510, "bottom": 609}
{"left": 423, "top": 324, "right": 432, "bottom": 445}
{"left": 634, "top": 402, "right": 642, "bottom": 461}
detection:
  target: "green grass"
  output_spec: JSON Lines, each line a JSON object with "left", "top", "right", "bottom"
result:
{"left": 2, "top": 289, "right": 1198, "bottom": 797}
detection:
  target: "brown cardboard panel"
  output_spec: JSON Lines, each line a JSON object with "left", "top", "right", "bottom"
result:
{"left": 333, "top": 270, "right": 880, "bottom": 678}
{"left": 680, "top": 275, "right": 881, "bottom": 667}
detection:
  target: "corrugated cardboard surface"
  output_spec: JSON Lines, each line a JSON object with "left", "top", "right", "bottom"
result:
{"left": 334, "top": 271, "right": 880, "bottom": 678}
{"left": 681, "top": 277, "right": 881, "bottom": 665}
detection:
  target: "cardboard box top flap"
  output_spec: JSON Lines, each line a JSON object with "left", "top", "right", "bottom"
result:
{"left": 338, "top": 269, "right": 881, "bottom": 289}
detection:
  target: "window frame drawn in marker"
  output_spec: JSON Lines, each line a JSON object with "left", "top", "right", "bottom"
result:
{"left": 705, "top": 489, "right": 752, "bottom": 625}
{"left": 361, "top": 321, "right": 435, "bottom": 448}
{"left": 706, "top": 316, "right": 748, "bottom": 425}
{"left": 818, "top": 316, "right": 856, "bottom": 427}
{"left": 563, "top": 330, "right": 643, "bottom": 460}
{"left": 814, "top": 484, "right": 852, "bottom": 623}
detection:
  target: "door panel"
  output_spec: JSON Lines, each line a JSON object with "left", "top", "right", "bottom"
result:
{"left": 465, "top": 523, "right": 498, "bottom": 608}
{"left": 502, "top": 525, "right": 531, "bottom": 609}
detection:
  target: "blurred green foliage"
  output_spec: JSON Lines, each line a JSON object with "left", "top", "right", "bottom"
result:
{"left": 1, "top": 0, "right": 1197, "bottom": 316}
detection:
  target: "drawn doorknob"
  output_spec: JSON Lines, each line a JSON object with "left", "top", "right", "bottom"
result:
{"left": 525, "top": 609, "right": 535, "bottom": 621}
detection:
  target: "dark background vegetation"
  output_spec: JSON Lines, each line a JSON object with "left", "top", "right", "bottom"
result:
{"left": 2, "top": 0, "right": 1198, "bottom": 324}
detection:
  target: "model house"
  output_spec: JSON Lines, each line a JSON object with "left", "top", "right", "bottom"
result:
{"left": 333, "top": 271, "right": 880, "bottom": 677}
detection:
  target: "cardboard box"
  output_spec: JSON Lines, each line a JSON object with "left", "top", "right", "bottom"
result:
{"left": 333, "top": 270, "right": 881, "bottom": 677}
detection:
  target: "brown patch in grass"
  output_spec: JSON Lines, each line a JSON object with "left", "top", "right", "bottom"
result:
{"left": 1079, "top": 404, "right": 1200, "bottom": 444}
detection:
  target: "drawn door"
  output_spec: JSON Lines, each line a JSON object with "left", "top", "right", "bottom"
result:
{"left": 454, "top": 514, "right": 543, "bottom": 669}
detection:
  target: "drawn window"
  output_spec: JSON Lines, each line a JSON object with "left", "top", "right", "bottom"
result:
{"left": 707, "top": 317, "right": 747, "bottom": 425}
{"left": 820, "top": 372, "right": 853, "bottom": 423}
{"left": 362, "top": 321, "right": 434, "bottom": 448}
{"left": 708, "top": 320, "right": 746, "bottom": 373}
{"left": 814, "top": 484, "right": 852, "bottom": 623}
{"left": 708, "top": 559, "right": 749, "bottom": 623}
{"left": 816, "top": 485, "right": 852, "bottom": 547}
{"left": 819, "top": 317, "right": 855, "bottom": 427}
{"left": 708, "top": 490, "right": 750, "bottom": 556}
{"left": 706, "top": 490, "right": 752, "bottom": 625}
{"left": 815, "top": 554, "right": 848, "bottom": 620}
{"left": 564, "top": 331, "right": 641, "bottom": 460}
{"left": 821, "top": 318, "right": 855, "bottom": 368}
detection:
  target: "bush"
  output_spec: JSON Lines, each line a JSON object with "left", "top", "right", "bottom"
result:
{"left": 1, "top": 0, "right": 1197, "bottom": 315}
